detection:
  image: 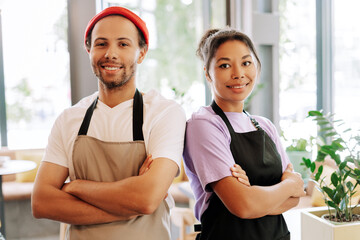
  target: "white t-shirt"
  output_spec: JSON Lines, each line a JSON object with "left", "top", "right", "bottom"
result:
{"left": 43, "top": 90, "right": 186, "bottom": 174}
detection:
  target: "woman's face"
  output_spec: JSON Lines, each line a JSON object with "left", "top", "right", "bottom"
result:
{"left": 206, "top": 40, "right": 257, "bottom": 112}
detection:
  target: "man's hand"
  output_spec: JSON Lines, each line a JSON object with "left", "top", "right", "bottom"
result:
{"left": 230, "top": 164, "right": 250, "bottom": 187}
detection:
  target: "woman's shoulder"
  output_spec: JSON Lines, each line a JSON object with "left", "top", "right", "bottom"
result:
{"left": 188, "top": 106, "right": 223, "bottom": 126}
{"left": 186, "top": 106, "right": 230, "bottom": 137}
{"left": 189, "top": 106, "right": 217, "bottom": 121}
{"left": 250, "top": 114, "right": 279, "bottom": 136}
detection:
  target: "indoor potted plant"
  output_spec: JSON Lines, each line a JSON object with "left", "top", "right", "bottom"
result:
{"left": 285, "top": 137, "right": 313, "bottom": 185}
{"left": 301, "top": 110, "right": 360, "bottom": 240}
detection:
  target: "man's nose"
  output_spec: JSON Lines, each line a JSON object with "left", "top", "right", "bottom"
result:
{"left": 105, "top": 45, "right": 118, "bottom": 59}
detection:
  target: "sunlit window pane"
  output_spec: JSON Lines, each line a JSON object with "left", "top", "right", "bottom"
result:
{"left": 2, "top": 0, "right": 71, "bottom": 149}
{"left": 279, "top": 0, "right": 317, "bottom": 144}
{"left": 334, "top": 0, "right": 360, "bottom": 131}
{"left": 102, "top": 0, "right": 207, "bottom": 118}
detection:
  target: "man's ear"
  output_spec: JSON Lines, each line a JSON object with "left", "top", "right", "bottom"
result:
{"left": 137, "top": 47, "right": 148, "bottom": 64}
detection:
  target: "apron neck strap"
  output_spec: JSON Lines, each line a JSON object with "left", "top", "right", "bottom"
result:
{"left": 132, "top": 89, "right": 144, "bottom": 141}
{"left": 210, "top": 101, "right": 262, "bottom": 132}
{"left": 243, "top": 110, "right": 262, "bottom": 131}
{"left": 211, "top": 101, "right": 236, "bottom": 134}
{"left": 78, "top": 89, "right": 144, "bottom": 141}
{"left": 78, "top": 96, "right": 99, "bottom": 136}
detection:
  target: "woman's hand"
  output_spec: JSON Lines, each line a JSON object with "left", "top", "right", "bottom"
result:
{"left": 139, "top": 155, "right": 153, "bottom": 176}
{"left": 281, "top": 163, "right": 306, "bottom": 198}
{"left": 230, "top": 164, "right": 250, "bottom": 187}
{"left": 139, "top": 155, "right": 168, "bottom": 199}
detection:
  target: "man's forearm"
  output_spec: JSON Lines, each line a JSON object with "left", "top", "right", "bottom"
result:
{"left": 32, "top": 184, "right": 135, "bottom": 225}
{"left": 63, "top": 177, "right": 151, "bottom": 216}
{"left": 62, "top": 158, "right": 178, "bottom": 216}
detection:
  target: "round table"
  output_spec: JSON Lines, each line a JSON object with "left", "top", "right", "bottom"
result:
{"left": 0, "top": 160, "right": 37, "bottom": 176}
{"left": 0, "top": 160, "right": 37, "bottom": 237}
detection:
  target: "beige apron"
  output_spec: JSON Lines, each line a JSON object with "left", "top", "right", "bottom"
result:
{"left": 66, "top": 90, "right": 170, "bottom": 240}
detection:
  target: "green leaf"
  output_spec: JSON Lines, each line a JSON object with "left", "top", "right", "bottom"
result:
{"left": 316, "top": 151, "right": 327, "bottom": 161}
{"left": 310, "top": 162, "right": 316, "bottom": 173}
{"left": 344, "top": 170, "right": 351, "bottom": 181}
{"left": 323, "top": 186, "right": 335, "bottom": 198}
{"left": 325, "top": 132, "right": 338, "bottom": 137}
{"left": 332, "top": 154, "right": 341, "bottom": 165}
{"left": 319, "top": 127, "right": 334, "bottom": 132}
{"left": 315, "top": 165, "right": 323, "bottom": 181}
{"left": 331, "top": 172, "right": 339, "bottom": 187}
{"left": 327, "top": 201, "right": 338, "bottom": 209}
{"left": 302, "top": 158, "right": 312, "bottom": 168}
{"left": 319, "top": 145, "right": 334, "bottom": 155}
{"left": 333, "top": 192, "right": 342, "bottom": 204}
{"left": 318, "top": 121, "right": 330, "bottom": 126}
{"left": 345, "top": 156, "right": 354, "bottom": 163}
{"left": 344, "top": 128, "right": 352, "bottom": 133}
{"left": 346, "top": 181, "right": 354, "bottom": 191}
{"left": 339, "top": 161, "right": 347, "bottom": 170}
{"left": 308, "top": 110, "right": 322, "bottom": 117}
{"left": 332, "top": 119, "right": 343, "bottom": 123}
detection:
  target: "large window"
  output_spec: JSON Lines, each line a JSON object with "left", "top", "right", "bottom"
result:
{"left": 279, "top": 0, "right": 360, "bottom": 147}
{"left": 101, "top": 0, "right": 226, "bottom": 117}
{"left": 0, "top": 0, "right": 71, "bottom": 148}
{"left": 334, "top": 0, "right": 360, "bottom": 130}
{"left": 101, "top": 0, "right": 205, "bottom": 118}
{"left": 279, "top": 0, "right": 317, "bottom": 144}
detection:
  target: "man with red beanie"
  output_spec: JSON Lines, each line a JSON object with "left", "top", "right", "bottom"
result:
{"left": 32, "top": 6, "right": 186, "bottom": 240}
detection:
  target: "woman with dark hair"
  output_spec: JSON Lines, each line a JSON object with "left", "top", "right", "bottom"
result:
{"left": 183, "top": 28, "right": 306, "bottom": 240}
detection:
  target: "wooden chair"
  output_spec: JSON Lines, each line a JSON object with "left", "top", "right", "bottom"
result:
{"left": 171, "top": 207, "right": 197, "bottom": 240}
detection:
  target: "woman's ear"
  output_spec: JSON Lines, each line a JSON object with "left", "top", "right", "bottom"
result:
{"left": 204, "top": 67, "right": 212, "bottom": 83}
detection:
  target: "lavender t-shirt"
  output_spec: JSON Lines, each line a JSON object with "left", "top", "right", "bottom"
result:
{"left": 183, "top": 106, "right": 290, "bottom": 220}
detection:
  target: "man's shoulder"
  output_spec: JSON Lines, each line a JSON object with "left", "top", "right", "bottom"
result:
{"left": 143, "top": 90, "right": 184, "bottom": 114}
{"left": 57, "top": 92, "right": 98, "bottom": 123}
{"left": 71, "top": 92, "right": 98, "bottom": 109}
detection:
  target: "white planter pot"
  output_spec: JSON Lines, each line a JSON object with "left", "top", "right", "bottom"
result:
{"left": 301, "top": 206, "right": 360, "bottom": 240}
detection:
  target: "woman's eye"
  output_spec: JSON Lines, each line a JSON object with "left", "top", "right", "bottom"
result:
{"left": 219, "top": 64, "right": 230, "bottom": 69}
{"left": 120, "top": 43, "right": 129, "bottom": 47}
{"left": 243, "top": 61, "right": 252, "bottom": 66}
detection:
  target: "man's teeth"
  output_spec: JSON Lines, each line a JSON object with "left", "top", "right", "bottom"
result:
{"left": 104, "top": 66, "right": 120, "bottom": 70}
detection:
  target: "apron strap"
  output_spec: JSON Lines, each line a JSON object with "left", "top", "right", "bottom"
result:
{"left": 211, "top": 101, "right": 237, "bottom": 135}
{"left": 133, "top": 89, "right": 144, "bottom": 141}
{"left": 78, "top": 89, "right": 144, "bottom": 141}
{"left": 78, "top": 96, "right": 99, "bottom": 135}
{"left": 211, "top": 101, "right": 262, "bottom": 133}
{"left": 243, "top": 110, "right": 262, "bottom": 131}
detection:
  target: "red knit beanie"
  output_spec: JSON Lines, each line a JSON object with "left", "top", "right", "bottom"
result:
{"left": 84, "top": 6, "right": 149, "bottom": 52}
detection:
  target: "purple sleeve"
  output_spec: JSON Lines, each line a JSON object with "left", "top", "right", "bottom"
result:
{"left": 183, "top": 117, "right": 235, "bottom": 192}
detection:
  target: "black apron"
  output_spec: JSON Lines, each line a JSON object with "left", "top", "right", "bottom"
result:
{"left": 196, "top": 101, "right": 290, "bottom": 240}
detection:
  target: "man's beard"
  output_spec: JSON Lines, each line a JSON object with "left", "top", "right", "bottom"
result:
{"left": 95, "top": 62, "right": 136, "bottom": 90}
